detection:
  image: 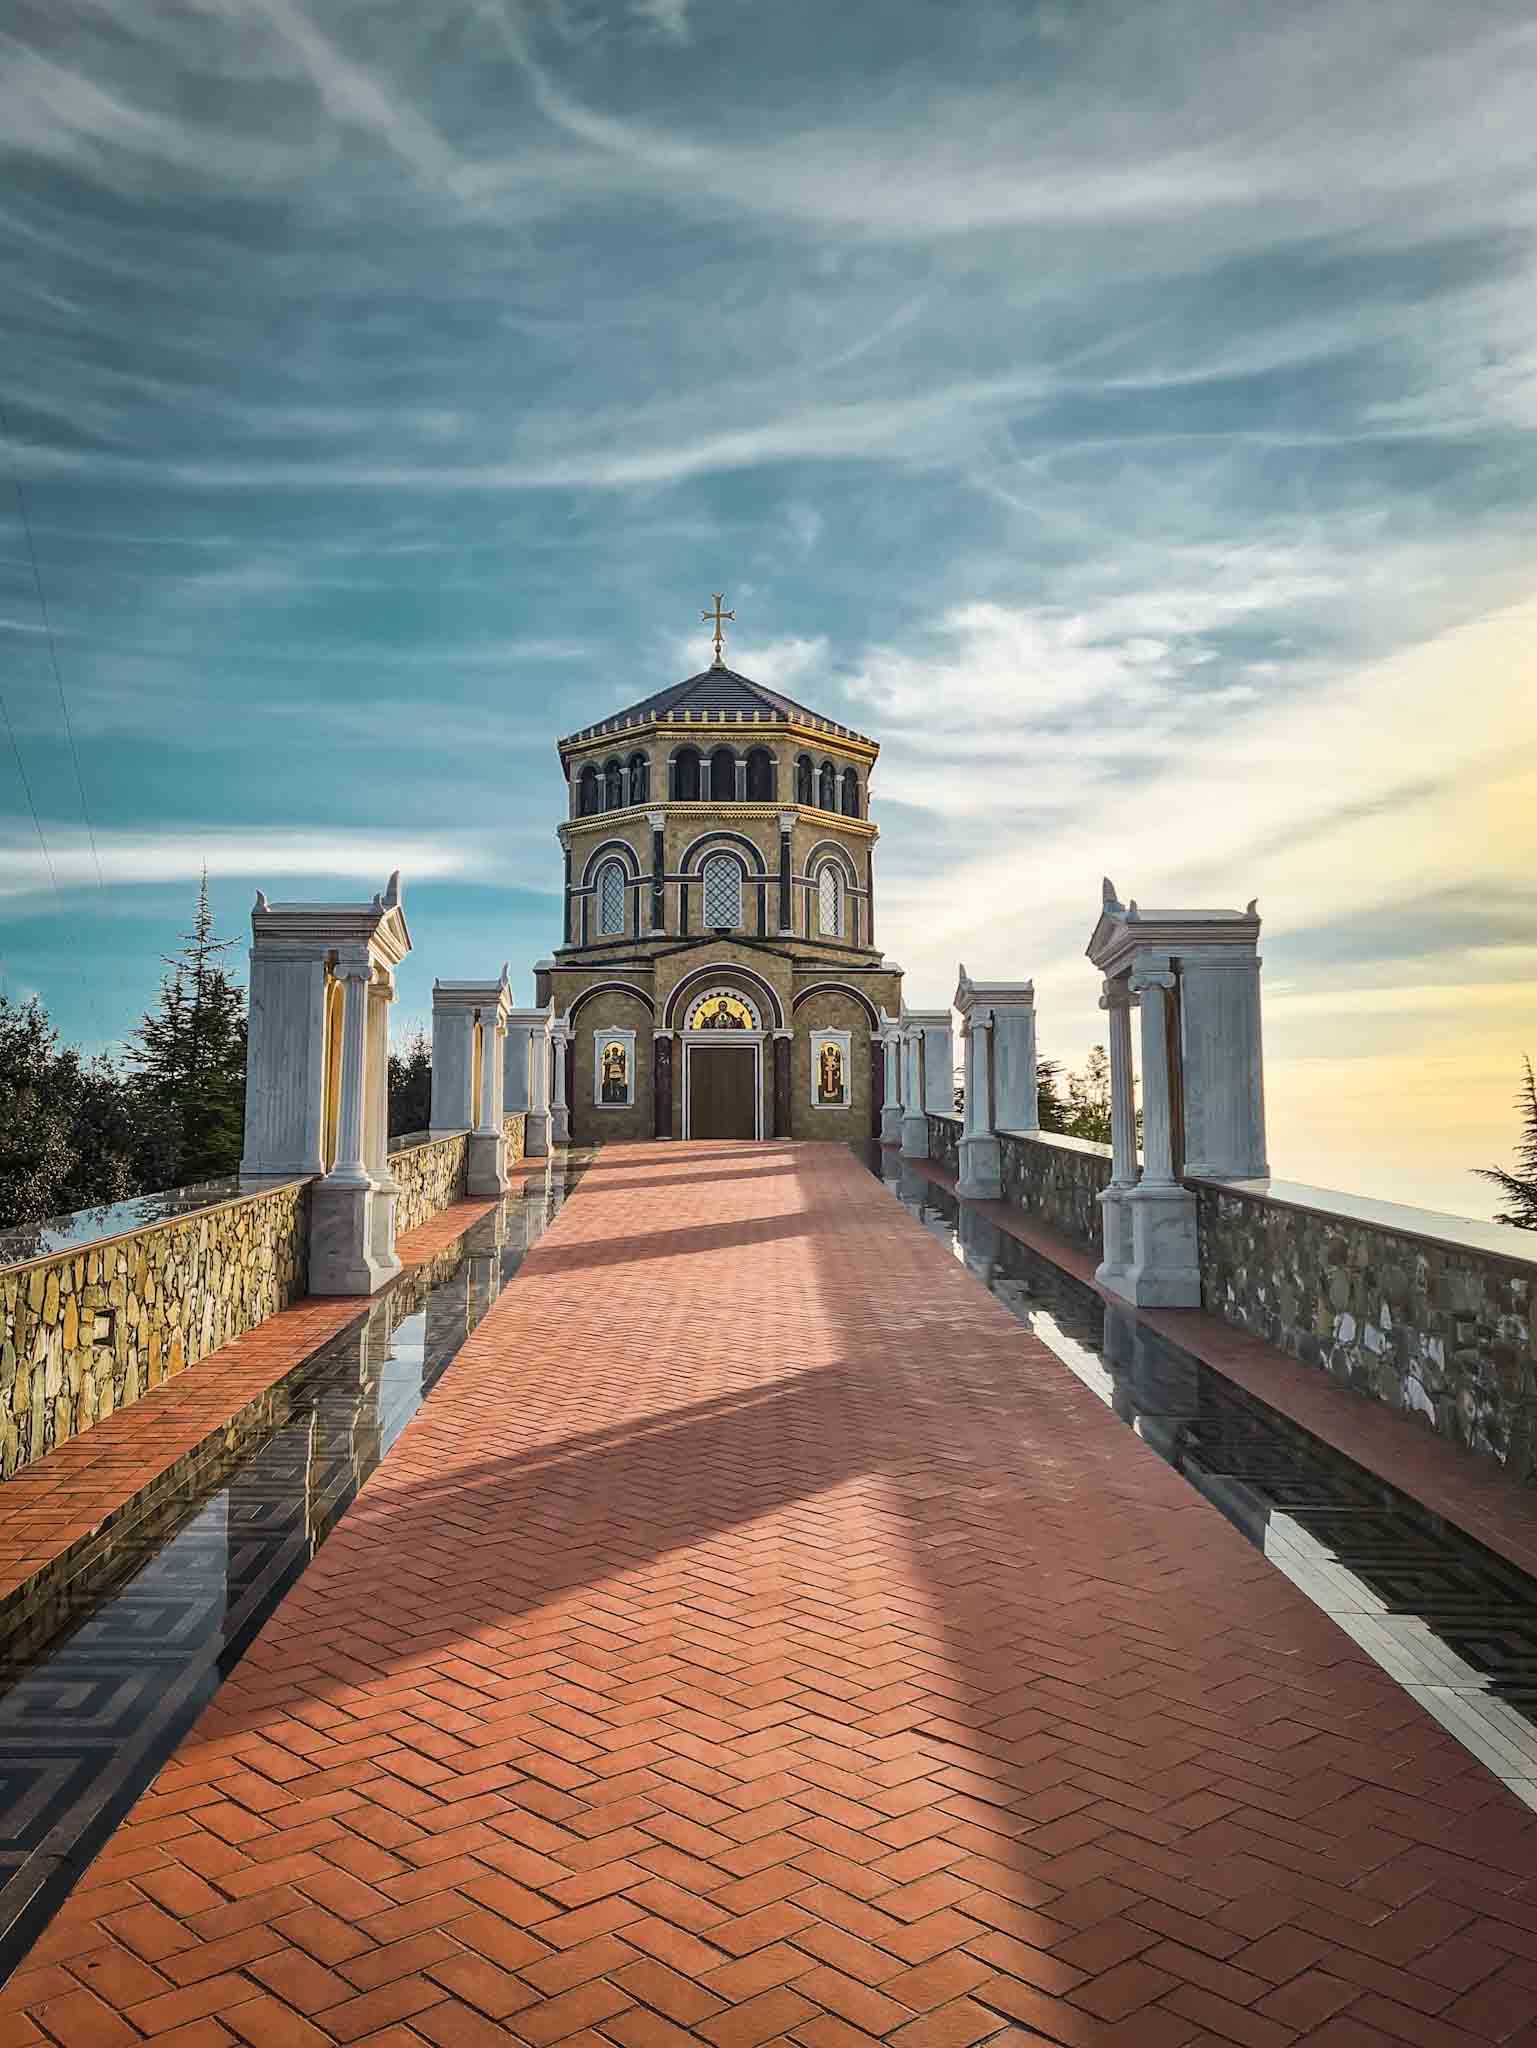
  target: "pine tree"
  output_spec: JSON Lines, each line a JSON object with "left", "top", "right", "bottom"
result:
{"left": 1036, "top": 1055, "right": 1068, "bottom": 1134}
{"left": 128, "top": 870, "right": 247, "bottom": 1185}
{"left": 0, "top": 997, "right": 150, "bottom": 1235}
{"left": 1063, "top": 1046, "right": 1114, "bottom": 1144}
{"left": 388, "top": 1024, "right": 433, "bottom": 1138}
{"left": 1476, "top": 1057, "right": 1537, "bottom": 1231}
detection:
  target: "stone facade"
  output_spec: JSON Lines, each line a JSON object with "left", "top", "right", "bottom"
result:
{"left": 503, "top": 1111, "right": 527, "bottom": 1164}
{"left": 0, "top": 1181, "right": 308, "bottom": 1480}
{"left": 1197, "top": 1183, "right": 1537, "bottom": 1484}
{"left": 542, "top": 662, "right": 903, "bottom": 1146}
{"left": 389, "top": 1134, "right": 469, "bottom": 1236}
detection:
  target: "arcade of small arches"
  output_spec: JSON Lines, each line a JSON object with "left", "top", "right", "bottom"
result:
{"left": 579, "top": 833, "right": 863, "bottom": 946}
{"left": 574, "top": 745, "right": 862, "bottom": 818}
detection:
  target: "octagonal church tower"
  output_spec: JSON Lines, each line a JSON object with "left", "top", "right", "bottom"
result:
{"left": 537, "top": 626, "right": 902, "bottom": 1144}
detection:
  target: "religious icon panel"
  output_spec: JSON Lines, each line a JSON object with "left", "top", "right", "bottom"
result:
{"left": 810, "top": 1028, "right": 852, "bottom": 1107}
{"left": 592, "top": 1026, "right": 637, "bottom": 1107}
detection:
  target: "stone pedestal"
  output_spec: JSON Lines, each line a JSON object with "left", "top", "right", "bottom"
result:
{"left": 899, "top": 1113, "right": 929, "bottom": 1159}
{"left": 466, "top": 1131, "right": 508, "bottom": 1196}
{"left": 957, "top": 1134, "right": 1001, "bottom": 1200}
{"left": 1121, "top": 1182, "right": 1201, "bottom": 1306}
{"left": 311, "top": 1180, "right": 396, "bottom": 1296}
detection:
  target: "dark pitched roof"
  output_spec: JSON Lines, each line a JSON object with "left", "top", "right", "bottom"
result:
{"left": 559, "top": 666, "right": 873, "bottom": 748}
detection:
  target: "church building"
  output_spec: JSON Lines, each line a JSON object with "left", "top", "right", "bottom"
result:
{"left": 535, "top": 602, "right": 903, "bottom": 1143}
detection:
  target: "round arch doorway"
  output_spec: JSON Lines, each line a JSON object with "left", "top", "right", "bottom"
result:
{"left": 681, "top": 987, "right": 766, "bottom": 1140}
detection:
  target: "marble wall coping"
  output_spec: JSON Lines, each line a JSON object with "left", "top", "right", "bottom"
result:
{"left": 0, "top": 1175, "right": 315, "bottom": 1282}
{"left": 1189, "top": 1174, "right": 1537, "bottom": 1271}
{"left": 1002, "top": 1127, "right": 1113, "bottom": 1160}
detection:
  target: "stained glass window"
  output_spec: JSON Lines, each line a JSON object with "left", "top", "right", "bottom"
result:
{"left": 817, "top": 865, "right": 842, "bottom": 937}
{"left": 702, "top": 854, "right": 743, "bottom": 929}
{"left": 598, "top": 861, "right": 625, "bottom": 935}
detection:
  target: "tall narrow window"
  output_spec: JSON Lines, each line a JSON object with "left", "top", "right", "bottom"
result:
{"left": 818, "top": 761, "right": 836, "bottom": 809}
{"left": 673, "top": 747, "right": 701, "bottom": 800}
{"left": 597, "top": 860, "right": 626, "bottom": 935}
{"left": 817, "top": 865, "right": 843, "bottom": 937}
{"left": 604, "top": 758, "right": 624, "bottom": 809}
{"left": 701, "top": 853, "right": 744, "bottom": 929}
{"left": 628, "top": 751, "right": 649, "bottom": 804}
{"left": 710, "top": 747, "right": 736, "bottom": 801}
{"left": 841, "top": 767, "right": 860, "bottom": 817}
{"left": 577, "top": 764, "right": 600, "bottom": 815}
{"left": 796, "top": 754, "right": 814, "bottom": 804}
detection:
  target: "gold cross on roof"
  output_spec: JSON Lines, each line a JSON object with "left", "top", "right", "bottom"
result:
{"left": 702, "top": 592, "right": 734, "bottom": 669}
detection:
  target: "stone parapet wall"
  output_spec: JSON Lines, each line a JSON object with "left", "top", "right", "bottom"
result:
{"left": 1196, "top": 1182, "right": 1537, "bottom": 1484}
{"left": 1001, "top": 1129, "right": 1114, "bottom": 1252}
{"left": 925, "top": 1117, "right": 1113, "bottom": 1252}
{"left": 390, "top": 1134, "right": 469, "bottom": 1235}
{"left": 0, "top": 1181, "right": 308, "bottom": 1480}
{"left": 503, "top": 1112, "right": 527, "bottom": 1163}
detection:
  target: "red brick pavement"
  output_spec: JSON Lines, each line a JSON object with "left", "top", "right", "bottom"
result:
{"left": 0, "top": 1194, "right": 504, "bottom": 1624}
{"left": 10, "top": 1140, "right": 1537, "bottom": 2047}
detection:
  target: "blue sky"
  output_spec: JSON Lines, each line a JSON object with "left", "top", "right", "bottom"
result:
{"left": 3, "top": 0, "right": 1536, "bottom": 1216}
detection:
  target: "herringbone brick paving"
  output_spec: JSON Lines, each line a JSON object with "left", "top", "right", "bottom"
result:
{"left": 10, "top": 1141, "right": 1537, "bottom": 2046}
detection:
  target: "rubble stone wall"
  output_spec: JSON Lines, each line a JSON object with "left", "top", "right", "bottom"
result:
{"left": 390, "top": 1135, "right": 469, "bottom": 1235}
{"left": 0, "top": 1181, "right": 308, "bottom": 1480}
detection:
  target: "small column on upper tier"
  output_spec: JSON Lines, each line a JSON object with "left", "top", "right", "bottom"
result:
{"left": 1086, "top": 879, "right": 1265, "bottom": 1307}
{"left": 241, "top": 871, "right": 412, "bottom": 1296}
{"left": 954, "top": 967, "right": 1036, "bottom": 1200}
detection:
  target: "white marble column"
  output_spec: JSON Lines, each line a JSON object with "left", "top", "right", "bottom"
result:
{"left": 311, "top": 958, "right": 391, "bottom": 1294}
{"left": 507, "top": 1008, "right": 547, "bottom": 1155}
{"left": 549, "top": 1017, "right": 571, "bottom": 1145}
{"left": 466, "top": 1007, "right": 510, "bottom": 1196}
{"left": 330, "top": 965, "right": 372, "bottom": 1188}
{"left": 1095, "top": 977, "right": 1138, "bottom": 1285}
{"left": 956, "top": 1007, "right": 1000, "bottom": 1199}
{"left": 365, "top": 973, "right": 401, "bottom": 1281}
{"left": 1122, "top": 962, "right": 1200, "bottom": 1305}
{"left": 880, "top": 1019, "right": 903, "bottom": 1144}
{"left": 899, "top": 1022, "right": 928, "bottom": 1159}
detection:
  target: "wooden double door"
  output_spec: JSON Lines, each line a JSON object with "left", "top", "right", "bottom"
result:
{"left": 689, "top": 1045, "right": 758, "bottom": 1139}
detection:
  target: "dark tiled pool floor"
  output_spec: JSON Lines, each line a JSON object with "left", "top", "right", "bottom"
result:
{"left": 875, "top": 1152, "right": 1537, "bottom": 1811}
{"left": 0, "top": 1159, "right": 586, "bottom": 1982}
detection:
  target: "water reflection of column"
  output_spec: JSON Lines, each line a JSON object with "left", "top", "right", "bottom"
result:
{"left": 349, "top": 1297, "right": 391, "bottom": 1498}
{"left": 957, "top": 1200, "right": 998, "bottom": 1288}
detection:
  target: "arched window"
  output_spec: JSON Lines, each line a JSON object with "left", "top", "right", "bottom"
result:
{"left": 577, "top": 764, "right": 600, "bottom": 816}
{"left": 817, "top": 864, "right": 843, "bottom": 937}
{"left": 627, "top": 751, "right": 649, "bottom": 805}
{"left": 818, "top": 760, "right": 836, "bottom": 810}
{"left": 841, "top": 767, "right": 860, "bottom": 818}
{"left": 672, "top": 746, "right": 701, "bottom": 801}
{"left": 709, "top": 746, "right": 736, "bottom": 801}
{"left": 745, "top": 747, "right": 774, "bottom": 802}
{"left": 701, "top": 853, "right": 744, "bottom": 929}
{"left": 796, "top": 754, "right": 814, "bottom": 805}
{"left": 604, "top": 758, "right": 624, "bottom": 809}
{"left": 597, "top": 860, "right": 626, "bottom": 936}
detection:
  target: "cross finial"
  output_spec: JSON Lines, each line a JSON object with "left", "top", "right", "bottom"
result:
{"left": 701, "top": 592, "right": 734, "bottom": 669}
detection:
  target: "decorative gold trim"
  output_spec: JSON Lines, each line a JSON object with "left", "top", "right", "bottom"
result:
{"left": 559, "top": 717, "right": 878, "bottom": 762}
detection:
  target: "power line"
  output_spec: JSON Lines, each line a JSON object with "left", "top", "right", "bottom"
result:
{"left": 0, "top": 686, "right": 61, "bottom": 899}
{"left": 0, "top": 396, "right": 107, "bottom": 897}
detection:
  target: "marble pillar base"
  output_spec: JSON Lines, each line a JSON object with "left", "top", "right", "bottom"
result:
{"left": 1099, "top": 1182, "right": 1201, "bottom": 1308}
{"left": 879, "top": 1103, "right": 904, "bottom": 1144}
{"left": 549, "top": 1105, "right": 570, "bottom": 1145}
{"left": 466, "top": 1132, "right": 509, "bottom": 1197}
{"left": 1095, "top": 1181, "right": 1136, "bottom": 1288}
{"left": 956, "top": 1133, "right": 1002, "bottom": 1200}
{"left": 524, "top": 1109, "right": 549, "bottom": 1157}
{"left": 368, "top": 1176, "right": 401, "bottom": 1280}
{"left": 310, "top": 1181, "right": 396, "bottom": 1296}
{"left": 899, "top": 1112, "right": 929, "bottom": 1160}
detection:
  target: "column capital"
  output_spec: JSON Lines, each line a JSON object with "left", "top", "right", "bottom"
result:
{"left": 777, "top": 810, "right": 796, "bottom": 833}
{"left": 647, "top": 809, "right": 666, "bottom": 831}
{"left": 1129, "top": 968, "right": 1176, "bottom": 995}
{"left": 1099, "top": 979, "right": 1137, "bottom": 1010}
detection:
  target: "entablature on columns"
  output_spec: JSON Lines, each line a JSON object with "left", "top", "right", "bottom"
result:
{"left": 1086, "top": 877, "right": 1260, "bottom": 979}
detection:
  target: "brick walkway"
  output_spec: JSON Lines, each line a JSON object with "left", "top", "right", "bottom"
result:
{"left": 8, "top": 1141, "right": 1537, "bottom": 2047}
{"left": 0, "top": 1194, "right": 503, "bottom": 1631}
